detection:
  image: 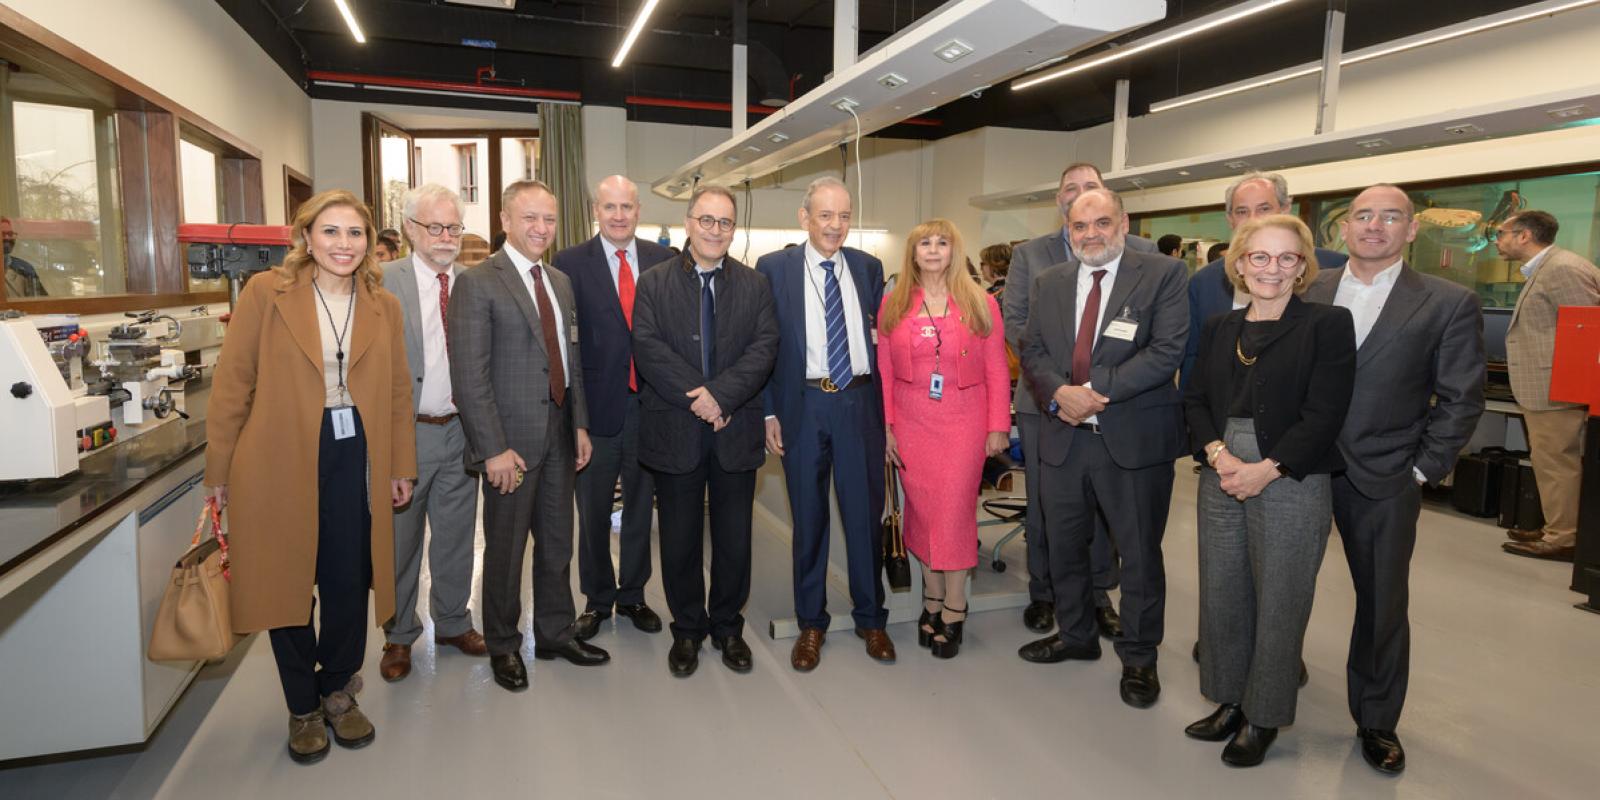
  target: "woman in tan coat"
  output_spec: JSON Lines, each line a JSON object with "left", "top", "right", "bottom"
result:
{"left": 205, "top": 189, "right": 416, "bottom": 764}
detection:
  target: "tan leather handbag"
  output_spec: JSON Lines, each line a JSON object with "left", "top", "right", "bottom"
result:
{"left": 148, "top": 499, "right": 242, "bottom": 662}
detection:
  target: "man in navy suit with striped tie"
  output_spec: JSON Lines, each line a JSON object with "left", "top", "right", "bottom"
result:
{"left": 758, "top": 177, "right": 894, "bottom": 672}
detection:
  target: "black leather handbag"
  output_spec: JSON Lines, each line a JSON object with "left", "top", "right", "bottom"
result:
{"left": 883, "top": 462, "right": 911, "bottom": 592}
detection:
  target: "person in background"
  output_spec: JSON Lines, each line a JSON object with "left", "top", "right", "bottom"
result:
{"left": 205, "top": 189, "right": 417, "bottom": 764}
{"left": 374, "top": 232, "right": 401, "bottom": 263}
{"left": 1158, "top": 234, "right": 1183, "bottom": 259}
{"left": 1496, "top": 210, "right": 1600, "bottom": 562}
{"left": 2, "top": 217, "right": 46, "bottom": 297}
{"left": 1206, "top": 242, "right": 1228, "bottom": 264}
{"left": 878, "top": 218, "right": 1010, "bottom": 660}
{"left": 376, "top": 184, "right": 487, "bottom": 683}
{"left": 1183, "top": 215, "right": 1354, "bottom": 767}
{"left": 980, "top": 242, "right": 1012, "bottom": 299}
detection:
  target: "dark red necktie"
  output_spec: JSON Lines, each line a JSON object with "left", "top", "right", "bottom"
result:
{"left": 1070, "top": 269, "right": 1107, "bottom": 386}
{"left": 617, "top": 249, "right": 636, "bottom": 391}
{"left": 532, "top": 266, "right": 566, "bottom": 406}
{"left": 437, "top": 272, "right": 450, "bottom": 346}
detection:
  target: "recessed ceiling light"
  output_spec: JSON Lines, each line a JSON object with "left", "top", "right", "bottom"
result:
{"left": 1547, "top": 104, "right": 1592, "bottom": 119}
{"left": 767, "top": 132, "right": 790, "bottom": 144}
{"left": 1177, "top": 170, "right": 1191, "bottom": 176}
{"left": 1224, "top": 160, "right": 1251, "bottom": 170}
{"left": 1355, "top": 138, "right": 1390, "bottom": 150}
{"left": 1442, "top": 123, "right": 1483, "bottom": 135}
{"left": 934, "top": 39, "right": 974, "bottom": 62}
{"left": 878, "top": 72, "right": 909, "bottom": 89}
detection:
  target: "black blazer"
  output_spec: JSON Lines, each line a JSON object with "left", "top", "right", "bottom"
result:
{"left": 1183, "top": 294, "right": 1356, "bottom": 479}
{"left": 632, "top": 253, "right": 779, "bottom": 474}
{"left": 552, "top": 235, "right": 673, "bottom": 437}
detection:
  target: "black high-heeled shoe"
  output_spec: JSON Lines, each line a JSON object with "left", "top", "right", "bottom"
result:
{"left": 930, "top": 605, "right": 967, "bottom": 659}
{"left": 918, "top": 594, "right": 944, "bottom": 648}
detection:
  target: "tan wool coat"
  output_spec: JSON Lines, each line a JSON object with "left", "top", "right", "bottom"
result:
{"left": 205, "top": 270, "right": 417, "bottom": 633}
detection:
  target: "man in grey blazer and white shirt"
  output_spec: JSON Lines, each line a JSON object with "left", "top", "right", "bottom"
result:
{"left": 1304, "top": 183, "right": 1484, "bottom": 775}
{"left": 450, "top": 179, "right": 609, "bottom": 693}
{"left": 1004, "top": 161, "right": 1156, "bottom": 638}
{"left": 378, "top": 184, "right": 489, "bottom": 682}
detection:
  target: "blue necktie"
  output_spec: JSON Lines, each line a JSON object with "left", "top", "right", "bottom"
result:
{"left": 819, "top": 259, "right": 853, "bottom": 387}
{"left": 700, "top": 270, "right": 716, "bottom": 378}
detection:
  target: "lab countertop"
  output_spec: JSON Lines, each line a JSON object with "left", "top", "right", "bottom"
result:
{"left": 0, "top": 418, "right": 207, "bottom": 579}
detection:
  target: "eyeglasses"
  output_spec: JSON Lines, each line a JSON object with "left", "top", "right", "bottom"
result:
{"left": 408, "top": 218, "right": 465, "bottom": 237}
{"left": 1488, "top": 227, "right": 1525, "bottom": 242}
{"left": 1242, "top": 250, "right": 1306, "bottom": 269}
{"left": 1348, "top": 211, "right": 1410, "bottom": 226}
{"left": 691, "top": 215, "right": 736, "bottom": 232}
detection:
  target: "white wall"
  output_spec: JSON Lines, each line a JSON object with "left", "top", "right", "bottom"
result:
{"left": 7, "top": 0, "right": 311, "bottom": 225}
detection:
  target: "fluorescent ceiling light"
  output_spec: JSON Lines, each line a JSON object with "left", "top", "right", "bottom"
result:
{"left": 332, "top": 0, "right": 367, "bottom": 44}
{"left": 612, "top": 0, "right": 661, "bottom": 68}
{"left": 1012, "top": 0, "right": 1296, "bottom": 91}
{"left": 1150, "top": 0, "right": 1600, "bottom": 113}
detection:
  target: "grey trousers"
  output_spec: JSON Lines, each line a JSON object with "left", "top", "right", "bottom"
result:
{"left": 1197, "top": 417, "right": 1331, "bottom": 728}
{"left": 386, "top": 417, "right": 480, "bottom": 645}
{"left": 1019, "top": 411, "right": 1118, "bottom": 608}
{"left": 576, "top": 394, "right": 655, "bottom": 611}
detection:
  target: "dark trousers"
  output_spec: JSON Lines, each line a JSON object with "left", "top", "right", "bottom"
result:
{"left": 576, "top": 393, "right": 655, "bottom": 611}
{"left": 1039, "top": 427, "right": 1173, "bottom": 667}
{"left": 1332, "top": 474, "right": 1420, "bottom": 731}
{"left": 653, "top": 435, "right": 756, "bottom": 641}
{"left": 270, "top": 408, "right": 372, "bottom": 716}
{"left": 1019, "top": 412, "right": 1118, "bottom": 608}
{"left": 480, "top": 401, "right": 578, "bottom": 655}
{"left": 783, "top": 384, "right": 887, "bottom": 631}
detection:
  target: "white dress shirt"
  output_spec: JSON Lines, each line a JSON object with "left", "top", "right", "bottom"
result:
{"left": 1333, "top": 258, "right": 1402, "bottom": 349}
{"left": 603, "top": 237, "right": 639, "bottom": 292}
{"left": 411, "top": 255, "right": 458, "bottom": 416}
{"left": 1074, "top": 253, "right": 1122, "bottom": 424}
{"left": 505, "top": 246, "right": 571, "bottom": 387}
{"left": 802, "top": 242, "right": 872, "bottom": 380}
{"left": 1519, "top": 244, "right": 1553, "bottom": 279}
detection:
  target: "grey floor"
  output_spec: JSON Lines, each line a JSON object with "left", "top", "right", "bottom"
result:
{"left": 4, "top": 464, "right": 1598, "bottom": 799}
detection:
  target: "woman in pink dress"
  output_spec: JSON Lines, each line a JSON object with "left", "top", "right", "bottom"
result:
{"left": 878, "top": 219, "right": 1011, "bottom": 659}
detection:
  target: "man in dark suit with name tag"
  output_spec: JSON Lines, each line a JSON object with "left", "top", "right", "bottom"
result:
{"left": 1017, "top": 188, "right": 1188, "bottom": 712}
{"left": 449, "top": 179, "right": 610, "bottom": 693}
{"left": 553, "top": 175, "right": 673, "bottom": 640}
{"left": 757, "top": 177, "right": 893, "bottom": 673}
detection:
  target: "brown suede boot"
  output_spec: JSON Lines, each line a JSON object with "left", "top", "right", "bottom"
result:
{"left": 287, "top": 710, "right": 330, "bottom": 764}
{"left": 321, "top": 675, "right": 375, "bottom": 749}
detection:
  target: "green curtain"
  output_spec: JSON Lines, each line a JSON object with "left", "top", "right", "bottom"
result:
{"left": 537, "top": 102, "right": 589, "bottom": 254}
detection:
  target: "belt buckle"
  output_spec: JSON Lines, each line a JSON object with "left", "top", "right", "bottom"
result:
{"left": 820, "top": 377, "right": 840, "bottom": 393}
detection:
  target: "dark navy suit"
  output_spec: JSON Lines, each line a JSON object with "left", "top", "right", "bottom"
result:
{"left": 757, "top": 245, "right": 888, "bottom": 631}
{"left": 1181, "top": 247, "right": 1347, "bottom": 389}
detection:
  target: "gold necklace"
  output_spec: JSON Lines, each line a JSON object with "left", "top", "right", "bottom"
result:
{"left": 1235, "top": 336, "right": 1257, "bottom": 366}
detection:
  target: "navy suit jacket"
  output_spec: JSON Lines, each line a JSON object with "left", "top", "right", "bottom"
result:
{"left": 552, "top": 235, "right": 673, "bottom": 437}
{"left": 1181, "top": 246, "right": 1347, "bottom": 388}
{"left": 756, "top": 245, "right": 886, "bottom": 441}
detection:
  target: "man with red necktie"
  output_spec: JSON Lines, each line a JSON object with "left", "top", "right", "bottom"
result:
{"left": 554, "top": 175, "right": 674, "bottom": 640}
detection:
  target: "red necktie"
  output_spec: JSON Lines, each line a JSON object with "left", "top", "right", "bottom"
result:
{"left": 532, "top": 266, "right": 566, "bottom": 406}
{"left": 437, "top": 272, "right": 451, "bottom": 346}
{"left": 617, "top": 249, "right": 637, "bottom": 391}
{"left": 1071, "top": 269, "right": 1107, "bottom": 386}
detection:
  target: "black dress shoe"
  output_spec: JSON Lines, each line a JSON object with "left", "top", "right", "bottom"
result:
{"left": 1017, "top": 634, "right": 1102, "bottom": 664}
{"left": 533, "top": 639, "right": 611, "bottom": 666}
{"left": 1095, "top": 606, "right": 1123, "bottom": 640}
{"left": 668, "top": 636, "right": 701, "bottom": 678}
{"left": 616, "top": 603, "right": 663, "bottom": 633}
{"left": 1358, "top": 728, "right": 1406, "bottom": 774}
{"left": 570, "top": 611, "right": 605, "bottom": 642}
{"left": 711, "top": 635, "right": 753, "bottom": 673}
{"left": 1185, "top": 703, "right": 1244, "bottom": 741}
{"left": 1119, "top": 665, "right": 1160, "bottom": 708}
{"left": 1023, "top": 600, "right": 1055, "bottom": 632}
{"left": 1222, "top": 723, "right": 1278, "bottom": 767}
{"left": 490, "top": 652, "right": 528, "bottom": 692}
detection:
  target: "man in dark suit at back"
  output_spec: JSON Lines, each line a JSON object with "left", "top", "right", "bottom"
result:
{"left": 1004, "top": 162, "right": 1155, "bottom": 638}
{"left": 449, "top": 179, "right": 610, "bottom": 693}
{"left": 1182, "top": 171, "right": 1348, "bottom": 388}
{"left": 1304, "top": 183, "right": 1483, "bottom": 774}
{"left": 1016, "top": 188, "right": 1188, "bottom": 712}
{"left": 757, "top": 176, "right": 893, "bottom": 673}
{"left": 553, "top": 175, "right": 673, "bottom": 640}
{"left": 633, "top": 185, "right": 778, "bottom": 678}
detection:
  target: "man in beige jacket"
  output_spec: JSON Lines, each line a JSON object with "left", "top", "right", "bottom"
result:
{"left": 1496, "top": 210, "right": 1600, "bottom": 562}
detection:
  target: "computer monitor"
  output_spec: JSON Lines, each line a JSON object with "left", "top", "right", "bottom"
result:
{"left": 1483, "top": 307, "right": 1512, "bottom": 364}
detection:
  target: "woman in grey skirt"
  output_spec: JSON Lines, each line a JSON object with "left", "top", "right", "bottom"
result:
{"left": 1182, "top": 215, "right": 1355, "bottom": 767}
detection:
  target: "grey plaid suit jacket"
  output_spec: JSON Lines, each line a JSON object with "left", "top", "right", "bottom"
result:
{"left": 1506, "top": 246, "right": 1600, "bottom": 410}
{"left": 447, "top": 249, "right": 588, "bottom": 471}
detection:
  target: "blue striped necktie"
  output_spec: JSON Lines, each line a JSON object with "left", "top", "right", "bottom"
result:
{"left": 819, "top": 259, "right": 853, "bottom": 387}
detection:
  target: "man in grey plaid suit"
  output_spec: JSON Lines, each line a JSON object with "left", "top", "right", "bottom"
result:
{"left": 1495, "top": 210, "right": 1600, "bottom": 562}
{"left": 449, "top": 179, "right": 610, "bottom": 693}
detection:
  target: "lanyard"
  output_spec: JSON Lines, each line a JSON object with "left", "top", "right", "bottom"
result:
{"left": 919, "top": 296, "right": 945, "bottom": 373}
{"left": 312, "top": 276, "right": 356, "bottom": 406}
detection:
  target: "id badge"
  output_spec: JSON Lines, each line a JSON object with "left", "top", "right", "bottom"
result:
{"left": 928, "top": 372, "right": 945, "bottom": 400}
{"left": 331, "top": 406, "right": 357, "bottom": 440}
{"left": 569, "top": 324, "right": 579, "bottom": 344}
{"left": 1104, "top": 306, "right": 1139, "bottom": 342}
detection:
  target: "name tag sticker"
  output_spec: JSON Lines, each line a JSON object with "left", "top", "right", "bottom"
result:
{"left": 569, "top": 325, "right": 579, "bottom": 344}
{"left": 331, "top": 407, "right": 357, "bottom": 440}
{"left": 1104, "top": 319, "right": 1138, "bottom": 341}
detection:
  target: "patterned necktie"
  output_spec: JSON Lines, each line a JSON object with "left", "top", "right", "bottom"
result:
{"left": 617, "top": 249, "right": 637, "bottom": 391}
{"left": 1071, "top": 269, "right": 1107, "bottom": 386}
{"left": 531, "top": 265, "right": 566, "bottom": 406}
{"left": 819, "top": 259, "right": 853, "bottom": 388}
{"left": 700, "top": 270, "right": 716, "bottom": 378}
{"left": 437, "top": 272, "right": 450, "bottom": 346}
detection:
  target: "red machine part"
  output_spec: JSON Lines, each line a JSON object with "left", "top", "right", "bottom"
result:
{"left": 176, "top": 223, "right": 293, "bottom": 246}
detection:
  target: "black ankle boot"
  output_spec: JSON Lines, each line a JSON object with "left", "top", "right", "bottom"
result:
{"left": 1185, "top": 703, "right": 1244, "bottom": 741}
{"left": 1221, "top": 722, "right": 1278, "bottom": 767}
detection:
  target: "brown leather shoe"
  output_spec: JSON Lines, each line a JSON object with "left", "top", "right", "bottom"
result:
{"left": 435, "top": 628, "right": 489, "bottom": 656}
{"left": 856, "top": 628, "right": 896, "bottom": 663}
{"left": 1502, "top": 540, "right": 1576, "bottom": 562}
{"left": 1506, "top": 528, "right": 1545, "bottom": 543}
{"left": 379, "top": 643, "right": 411, "bottom": 682}
{"left": 791, "top": 628, "right": 824, "bottom": 672}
